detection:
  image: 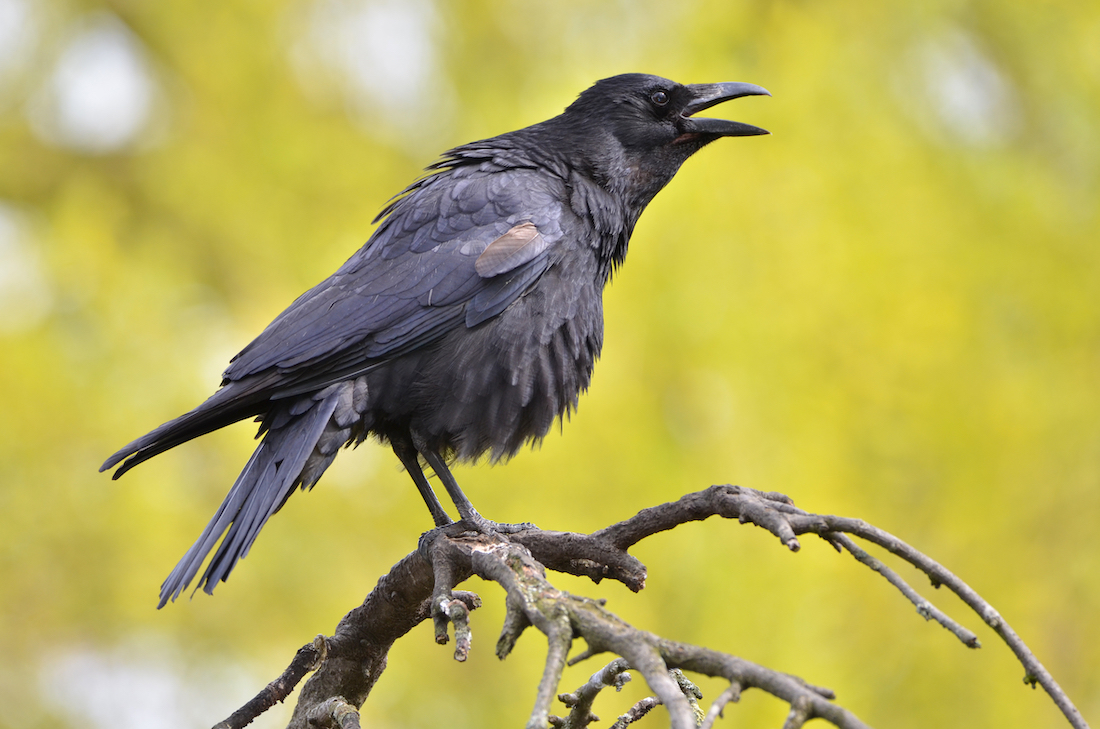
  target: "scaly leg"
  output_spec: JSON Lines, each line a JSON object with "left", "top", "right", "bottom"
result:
{"left": 391, "top": 437, "right": 453, "bottom": 528}
{"left": 420, "top": 448, "right": 533, "bottom": 534}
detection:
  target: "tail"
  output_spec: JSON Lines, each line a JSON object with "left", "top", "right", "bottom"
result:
{"left": 101, "top": 380, "right": 271, "bottom": 479}
{"left": 156, "top": 378, "right": 370, "bottom": 607}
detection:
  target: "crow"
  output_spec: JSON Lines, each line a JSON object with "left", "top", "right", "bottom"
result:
{"left": 101, "top": 73, "right": 769, "bottom": 607}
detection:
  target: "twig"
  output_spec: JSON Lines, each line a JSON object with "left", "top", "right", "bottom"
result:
{"left": 429, "top": 531, "right": 870, "bottom": 729}
{"left": 552, "top": 658, "right": 632, "bottom": 729}
{"left": 830, "top": 533, "right": 980, "bottom": 647}
{"left": 211, "top": 636, "right": 326, "bottom": 729}
{"left": 699, "top": 682, "right": 742, "bottom": 729}
{"left": 610, "top": 697, "right": 660, "bottom": 728}
{"left": 593, "top": 485, "right": 1088, "bottom": 729}
{"left": 782, "top": 695, "right": 814, "bottom": 729}
{"left": 284, "top": 546, "right": 455, "bottom": 729}
{"left": 789, "top": 513, "right": 1088, "bottom": 729}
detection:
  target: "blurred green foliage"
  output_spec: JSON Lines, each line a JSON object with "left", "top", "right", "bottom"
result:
{"left": 0, "top": 0, "right": 1097, "bottom": 727}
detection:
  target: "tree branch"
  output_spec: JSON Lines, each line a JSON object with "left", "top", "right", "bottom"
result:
{"left": 553, "top": 658, "right": 632, "bottom": 728}
{"left": 207, "top": 485, "right": 1089, "bottom": 729}
{"left": 212, "top": 636, "right": 326, "bottom": 729}
{"left": 790, "top": 512, "right": 1088, "bottom": 729}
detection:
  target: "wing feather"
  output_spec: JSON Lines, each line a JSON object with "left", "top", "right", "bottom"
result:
{"left": 475, "top": 222, "right": 549, "bottom": 278}
{"left": 221, "top": 166, "right": 569, "bottom": 392}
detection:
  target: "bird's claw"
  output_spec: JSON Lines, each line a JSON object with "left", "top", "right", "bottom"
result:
{"left": 456, "top": 514, "right": 537, "bottom": 535}
{"left": 418, "top": 516, "right": 537, "bottom": 559}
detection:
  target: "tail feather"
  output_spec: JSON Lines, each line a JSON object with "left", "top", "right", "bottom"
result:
{"left": 157, "top": 385, "right": 348, "bottom": 607}
{"left": 101, "top": 382, "right": 270, "bottom": 479}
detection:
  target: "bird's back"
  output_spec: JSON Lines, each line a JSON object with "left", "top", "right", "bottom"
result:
{"left": 104, "top": 151, "right": 621, "bottom": 478}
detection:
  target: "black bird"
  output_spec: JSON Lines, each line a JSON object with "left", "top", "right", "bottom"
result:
{"left": 102, "top": 73, "right": 769, "bottom": 607}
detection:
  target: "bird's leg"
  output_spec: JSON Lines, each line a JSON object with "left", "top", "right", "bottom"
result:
{"left": 420, "top": 449, "right": 534, "bottom": 534}
{"left": 391, "top": 439, "right": 453, "bottom": 528}
{"left": 419, "top": 449, "right": 483, "bottom": 523}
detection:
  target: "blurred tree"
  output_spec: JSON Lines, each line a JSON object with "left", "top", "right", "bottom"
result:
{"left": 0, "top": 0, "right": 1097, "bottom": 727}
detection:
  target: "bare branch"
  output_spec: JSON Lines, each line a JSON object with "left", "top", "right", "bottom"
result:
{"left": 531, "top": 613, "right": 574, "bottom": 729}
{"left": 610, "top": 697, "right": 660, "bottom": 728}
{"left": 497, "top": 590, "right": 534, "bottom": 659}
{"left": 511, "top": 529, "right": 648, "bottom": 591}
{"left": 784, "top": 513, "right": 1089, "bottom": 729}
{"left": 204, "top": 484, "right": 1086, "bottom": 729}
{"left": 587, "top": 484, "right": 1088, "bottom": 729}
{"left": 594, "top": 485, "right": 804, "bottom": 553}
{"left": 212, "top": 636, "right": 326, "bottom": 729}
{"left": 782, "top": 695, "right": 814, "bottom": 729}
{"left": 305, "top": 697, "right": 362, "bottom": 729}
{"left": 426, "top": 532, "right": 870, "bottom": 729}
{"left": 699, "top": 682, "right": 742, "bottom": 729}
{"left": 433, "top": 591, "right": 480, "bottom": 660}
{"left": 284, "top": 546, "right": 457, "bottom": 729}
{"left": 602, "top": 671, "right": 705, "bottom": 729}
{"left": 830, "top": 533, "right": 980, "bottom": 647}
{"left": 553, "top": 658, "right": 632, "bottom": 729}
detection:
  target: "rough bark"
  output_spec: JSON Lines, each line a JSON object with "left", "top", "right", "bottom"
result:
{"left": 211, "top": 485, "right": 1088, "bottom": 729}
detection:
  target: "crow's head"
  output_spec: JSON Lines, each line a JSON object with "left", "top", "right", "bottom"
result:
{"left": 556, "top": 73, "right": 769, "bottom": 209}
{"left": 567, "top": 73, "right": 769, "bottom": 149}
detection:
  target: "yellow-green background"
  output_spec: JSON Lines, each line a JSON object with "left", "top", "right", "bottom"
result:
{"left": 1, "top": 1, "right": 1097, "bottom": 727}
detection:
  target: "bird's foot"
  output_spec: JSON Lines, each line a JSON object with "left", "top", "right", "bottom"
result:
{"left": 457, "top": 513, "right": 538, "bottom": 535}
{"left": 417, "top": 515, "right": 537, "bottom": 560}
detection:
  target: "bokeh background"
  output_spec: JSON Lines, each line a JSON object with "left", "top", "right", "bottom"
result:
{"left": 1, "top": 1, "right": 1098, "bottom": 727}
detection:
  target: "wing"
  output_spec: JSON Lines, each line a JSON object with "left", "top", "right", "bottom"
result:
{"left": 222, "top": 165, "right": 569, "bottom": 395}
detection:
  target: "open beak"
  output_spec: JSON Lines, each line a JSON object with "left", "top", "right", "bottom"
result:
{"left": 681, "top": 82, "right": 770, "bottom": 137}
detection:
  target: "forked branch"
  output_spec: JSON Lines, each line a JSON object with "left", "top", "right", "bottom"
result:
{"left": 211, "top": 485, "right": 1088, "bottom": 729}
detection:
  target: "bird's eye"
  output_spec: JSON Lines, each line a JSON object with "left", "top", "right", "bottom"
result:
{"left": 650, "top": 90, "right": 669, "bottom": 106}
